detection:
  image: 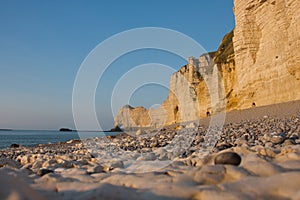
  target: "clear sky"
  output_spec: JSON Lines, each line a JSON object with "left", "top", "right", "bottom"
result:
{"left": 0, "top": 0, "right": 235, "bottom": 130}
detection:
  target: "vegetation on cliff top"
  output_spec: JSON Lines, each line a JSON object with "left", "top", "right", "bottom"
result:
{"left": 213, "top": 29, "right": 234, "bottom": 64}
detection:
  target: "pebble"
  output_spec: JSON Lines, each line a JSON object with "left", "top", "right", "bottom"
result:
{"left": 19, "top": 155, "right": 30, "bottom": 165}
{"left": 235, "top": 139, "right": 247, "bottom": 146}
{"left": 37, "top": 169, "right": 54, "bottom": 176}
{"left": 215, "top": 143, "right": 233, "bottom": 151}
{"left": 270, "top": 135, "right": 285, "bottom": 144}
{"left": 87, "top": 165, "right": 104, "bottom": 174}
{"left": 265, "top": 142, "right": 273, "bottom": 148}
{"left": 0, "top": 158, "right": 19, "bottom": 168}
{"left": 109, "top": 161, "right": 124, "bottom": 169}
{"left": 214, "top": 152, "right": 242, "bottom": 166}
{"left": 282, "top": 139, "right": 296, "bottom": 146}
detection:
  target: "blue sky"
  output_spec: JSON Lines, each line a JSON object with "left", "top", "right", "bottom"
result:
{"left": 0, "top": 0, "right": 235, "bottom": 130}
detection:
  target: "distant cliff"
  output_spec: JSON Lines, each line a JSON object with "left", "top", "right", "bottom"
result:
{"left": 114, "top": 31, "right": 236, "bottom": 129}
{"left": 114, "top": 0, "right": 300, "bottom": 129}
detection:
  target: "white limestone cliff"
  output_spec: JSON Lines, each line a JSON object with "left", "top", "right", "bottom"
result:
{"left": 114, "top": 0, "right": 300, "bottom": 129}
{"left": 233, "top": 0, "right": 300, "bottom": 109}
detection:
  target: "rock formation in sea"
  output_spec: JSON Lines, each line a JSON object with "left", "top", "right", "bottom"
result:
{"left": 59, "top": 128, "right": 73, "bottom": 132}
{"left": 114, "top": 0, "right": 300, "bottom": 130}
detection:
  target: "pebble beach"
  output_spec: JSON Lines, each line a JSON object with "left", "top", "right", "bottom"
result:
{"left": 1, "top": 101, "right": 300, "bottom": 200}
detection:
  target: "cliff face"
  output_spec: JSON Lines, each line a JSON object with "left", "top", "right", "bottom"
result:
{"left": 233, "top": 0, "right": 300, "bottom": 108}
{"left": 114, "top": 0, "right": 300, "bottom": 129}
{"left": 114, "top": 31, "right": 236, "bottom": 129}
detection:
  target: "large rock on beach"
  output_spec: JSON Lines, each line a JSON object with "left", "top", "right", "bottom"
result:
{"left": 214, "top": 152, "right": 241, "bottom": 166}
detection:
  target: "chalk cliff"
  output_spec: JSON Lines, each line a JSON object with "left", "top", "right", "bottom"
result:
{"left": 114, "top": 0, "right": 300, "bottom": 129}
{"left": 113, "top": 105, "right": 151, "bottom": 129}
{"left": 114, "top": 31, "right": 236, "bottom": 129}
{"left": 233, "top": 0, "right": 300, "bottom": 109}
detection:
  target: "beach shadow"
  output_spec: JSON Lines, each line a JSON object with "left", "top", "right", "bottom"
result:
{"left": 51, "top": 183, "right": 184, "bottom": 200}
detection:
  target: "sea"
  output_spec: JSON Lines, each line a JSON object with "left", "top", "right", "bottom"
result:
{"left": 0, "top": 130, "right": 121, "bottom": 150}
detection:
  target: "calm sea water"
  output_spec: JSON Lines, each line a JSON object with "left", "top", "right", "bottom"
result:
{"left": 0, "top": 130, "right": 120, "bottom": 149}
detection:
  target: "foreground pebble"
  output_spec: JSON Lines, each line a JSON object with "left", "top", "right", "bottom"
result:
{"left": 37, "top": 168, "right": 54, "bottom": 176}
{"left": 214, "top": 152, "right": 241, "bottom": 166}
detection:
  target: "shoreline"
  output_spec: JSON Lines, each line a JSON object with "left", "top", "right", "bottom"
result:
{"left": 2, "top": 100, "right": 298, "bottom": 151}
{"left": 0, "top": 130, "right": 123, "bottom": 150}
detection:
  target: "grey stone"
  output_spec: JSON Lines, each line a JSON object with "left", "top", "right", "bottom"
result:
{"left": 110, "top": 161, "right": 124, "bottom": 169}
{"left": 37, "top": 168, "right": 54, "bottom": 176}
{"left": 214, "top": 152, "right": 241, "bottom": 166}
{"left": 87, "top": 165, "right": 104, "bottom": 174}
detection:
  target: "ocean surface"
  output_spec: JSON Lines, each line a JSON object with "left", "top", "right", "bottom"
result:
{"left": 0, "top": 130, "right": 120, "bottom": 149}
